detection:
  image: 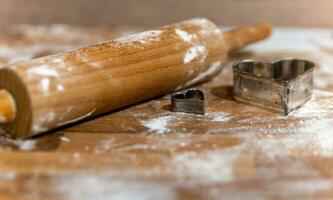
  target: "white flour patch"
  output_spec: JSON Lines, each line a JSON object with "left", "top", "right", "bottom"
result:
{"left": 175, "top": 28, "right": 193, "bottom": 42}
{"left": 0, "top": 134, "right": 37, "bottom": 151}
{"left": 143, "top": 116, "right": 173, "bottom": 134}
{"left": 33, "top": 111, "right": 57, "bottom": 133}
{"left": 314, "top": 77, "right": 328, "bottom": 89}
{"left": 56, "top": 84, "right": 64, "bottom": 91}
{"left": 27, "top": 65, "right": 59, "bottom": 77}
{"left": 55, "top": 175, "right": 176, "bottom": 200}
{"left": 141, "top": 111, "right": 232, "bottom": 134}
{"left": 114, "top": 30, "right": 163, "bottom": 47}
{"left": 183, "top": 45, "right": 207, "bottom": 64}
{"left": 230, "top": 90, "right": 333, "bottom": 159}
{"left": 40, "top": 78, "right": 50, "bottom": 94}
{"left": 0, "top": 171, "right": 17, "bottom": 181}
{"left": 201, "top": 89, "right": 333, "bottom": 163}
{"left": 171, "top": 144, "right": 246, "bottom": 183}
{"left": 313, "top": 89, "right": 333, "bottom": 97}
{"left": 16, "top": 140, "right": 37, "bottom": 151}
{"left": 255, "top": 117, "right": 333, "bottom": 159}
{"left": 60, "top": 136, "right": 70, "bottom": 142}
{"left": 208, "top": 112, "right": 232, "bottom": 122}
{"left": 272, "top": 179, "right": 333, "bottom": 197}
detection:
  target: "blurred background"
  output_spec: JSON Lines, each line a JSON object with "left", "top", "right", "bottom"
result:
{"left": 0, "top": 0, "right": 332, "bottom": 27}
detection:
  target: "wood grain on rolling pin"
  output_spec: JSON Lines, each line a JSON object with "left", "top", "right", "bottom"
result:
{"left": 0, "top": 18, "right": 271, "bottom": 138}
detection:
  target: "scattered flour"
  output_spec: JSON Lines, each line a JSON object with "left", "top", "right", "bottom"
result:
{"left": 1, "top": 27, "right": 333, "bottom": 199}
{"left": 183, "top": 45, "right": 207, "bottom": 64}
{"left": 40, "top": 78, "right": 51, "bottom": 94}
{"left": 171, "top": 145, "right": 245, "bottom": 183}
{"left": 272, "top": 179, "right": 333, "bottom": 197}
{"left": 254, "top": 117, "right": 333, "bottom": 159}
{"left": 209, "top": 112, "right": 232, "bottom": 122}
{"left": 16, "top": 139, "right": 37, "bottom": 151}
{"left": 142, "top": 111, "right": 232, "bottom": 134}
{"left": 143, "top": 116, "right": 173, "bottom": 134}
{"left": 209, "top": 89, "right": 333, "bottom": 160}
{"left": 60, "top": 136, "right": 70, "bottom": 142}
{"left": 55, "top": 175, "right": 176, "bottom": 200}
{"left": 0, "top": 171, "right": 17, "bottom": 181}
{"left": 175, "top": 28, "right": 193, "bottom": 43}
{"left": 114, "top": 30, "right": 162, "bottom": 48}
{"left": 33, "top": 111, "right": 57, "bottom": 133}
{"left": 94, "top": 138, "right": 116, "bottom": 154}
{"left": 27, "top": 65, "right": 59, "bottom": 77}
{"left": 0, "top": 134, "right": 37, "bottom": 151}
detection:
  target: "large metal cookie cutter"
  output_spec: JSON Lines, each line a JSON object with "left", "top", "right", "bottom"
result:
{"left": 233, "top": 59, "right": 314, "bottom": 115}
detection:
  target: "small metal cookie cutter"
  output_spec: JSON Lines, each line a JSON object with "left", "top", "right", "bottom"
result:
{"left": 233, "top": 59, "right": 314, "bottom": 115}
{"left": 171, "top": 89, "right": 205, "bottom": 115}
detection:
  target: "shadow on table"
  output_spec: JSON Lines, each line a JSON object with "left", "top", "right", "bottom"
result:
{"left": 210, "top": 85, "right": 234, "bottom": 101}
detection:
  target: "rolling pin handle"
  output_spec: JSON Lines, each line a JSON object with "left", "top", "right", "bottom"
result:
{"left": 224, "top": 23, "right": 272, "bottom": 52}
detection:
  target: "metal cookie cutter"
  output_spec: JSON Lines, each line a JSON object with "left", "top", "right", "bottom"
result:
{"left": 233, "top": 59, "right": 314, "bottom": 115}
{"left": 171, "top": 89, "right": 205, "bottom": 115}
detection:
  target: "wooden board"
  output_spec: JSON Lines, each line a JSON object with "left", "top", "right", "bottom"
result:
{"left": 1, "top": 25, "right": 333, "bottom": 199}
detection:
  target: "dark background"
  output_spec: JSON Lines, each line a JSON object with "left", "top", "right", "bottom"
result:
{"left": 0, "top": 0, "right": 332, "bottom": 27}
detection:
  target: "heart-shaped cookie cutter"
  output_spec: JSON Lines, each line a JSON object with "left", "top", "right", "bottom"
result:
{"left": 233, "top": 59, "right": 314, "bottom": 115}
{"left": 171, "top": 89, "right": 205, "bottom": 115}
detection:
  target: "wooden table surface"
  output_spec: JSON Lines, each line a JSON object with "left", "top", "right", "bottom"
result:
{"left": 1, "top": 25, "right": 333, "bottom": 200}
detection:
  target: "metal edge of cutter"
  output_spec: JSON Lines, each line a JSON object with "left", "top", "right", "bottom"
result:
{"left": 171, "top": 89, "right": 205, "bottom": 115}
{"left": 232, "top": 59, "right": 314, "bottom": 115}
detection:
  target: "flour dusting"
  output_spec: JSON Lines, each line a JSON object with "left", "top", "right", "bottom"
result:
{"left": 0, "top": 171, "right": 17, "bottom": 181}
{"left": 141, "top": 111, "right": 232, "bottom": 134}
{"left": 17, "top": 140, "right": 37, "bottom": 151}
{"left": 175, "top": 28, "right": 193, "bottom": 43}
{"left": 171, "top": 146, "right": 245, "bottom": 183}
{"left": 183, "top": 45, "right": 207, "bottom": 64}
{"left": 114, "top": 30, "right": 162, "bottom": 48}
{"left": 272, "top": 179, "right": 333, "bottom": 197}
{"left": 40, "top": 78, "right": 51, "bottom": 94}
{"left": 209, "top": 112, "right": 232, "bottom": 122}
{"left": 215, "top": 89, "right": 333, "bottom": 160}
{"left": 182, "top": 61, "right": 221, "bottom": 88}
{"left": 94, "top": 138, "right": 116, "bottom": 154}
{"left": 143, "top": 116, "right": 173, "bottom": 134}
{"left": 55, "top": 175, "right": 176, "bottom": 200}
{"left": 60, "top": 136, "right": 70, "bottom": 142}
{"left": 27, "top": 65, "right": 59, "bottom": 77}
{"left": 33, "top": 111, "right": 57, "bottom": 133}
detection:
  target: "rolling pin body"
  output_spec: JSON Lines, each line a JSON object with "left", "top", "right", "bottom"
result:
{"left": 0, "top": 18, "right": 271, "bottom": 138}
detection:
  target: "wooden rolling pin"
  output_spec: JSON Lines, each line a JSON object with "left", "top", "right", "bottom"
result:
{"left": 0, "top": 18, "right": 271, "bottom": 138}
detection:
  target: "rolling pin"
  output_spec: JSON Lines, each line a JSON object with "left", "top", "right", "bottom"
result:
{"left": 0, "top": 18, "right": 271, "bottom": 138}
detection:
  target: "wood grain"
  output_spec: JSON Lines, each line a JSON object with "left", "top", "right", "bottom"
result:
{"left": 0, "top": 25, "right": 333, "bottom": 199}
{"left": 0, "top": 19, "right": 270, "bottom": 138}
{"left": 0, "top": 90, "right": 16, "bottom": 123}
